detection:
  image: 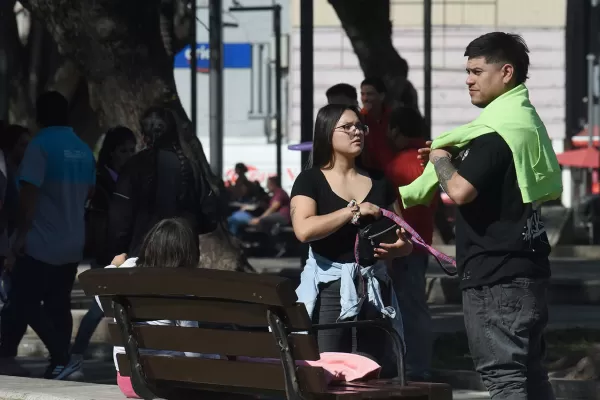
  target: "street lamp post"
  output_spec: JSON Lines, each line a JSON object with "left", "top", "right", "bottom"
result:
{"left": 209, "top": 0, "right": 224, "bottom": 177}
{"left": 229, "top": 4, "right": 283, "bottom": 180}
{"left": 190, "top": 0, "right": 198, "bottom": 136}
{"left": 424, "top": 0, "right": 432, "bottom": 140}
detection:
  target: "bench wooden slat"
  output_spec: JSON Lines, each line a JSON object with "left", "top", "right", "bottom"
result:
{"left": 80, "top": 268, "right": 297, "bottom": 307}
{"left": 108, "top": 323, "right": 320, "bottom": 360}
{"left": 117, "top": 353, "right": 328, "bottom": 394}
{"left": 99, "top": 297, "right": 312, "bottom": 331}
{"left": 344, "top": 381, "right": 451, "bottom": 400}
{"left": 322, "top": 386, "right": 428, "bottom": 399}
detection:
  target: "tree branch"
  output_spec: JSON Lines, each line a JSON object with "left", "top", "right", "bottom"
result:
{"left": 328, "top": 0, "right": 419, "bottom": 110}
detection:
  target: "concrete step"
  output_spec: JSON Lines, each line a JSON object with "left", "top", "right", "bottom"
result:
{"left": 426, "top": 259, "right": 600, "bottom": 305}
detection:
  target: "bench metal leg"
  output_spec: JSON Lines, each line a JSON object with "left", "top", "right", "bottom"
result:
{"left": 113, "top": 297, "right": 162, "bottom": 400}
{"left": 267, "top": 309, "right": 308, "bottom": 400}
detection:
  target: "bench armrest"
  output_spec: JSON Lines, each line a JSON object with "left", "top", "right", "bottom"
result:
{"left": 311, "top": 319, "right": 406, "bottom": 386}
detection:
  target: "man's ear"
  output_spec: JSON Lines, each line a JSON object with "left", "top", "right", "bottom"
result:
{"left": 502, "top": 63, "right": 514, "bottom": 84}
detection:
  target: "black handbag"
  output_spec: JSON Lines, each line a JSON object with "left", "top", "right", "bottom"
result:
{"left": 357, "top": 217, "right": 401, "bottom": 266}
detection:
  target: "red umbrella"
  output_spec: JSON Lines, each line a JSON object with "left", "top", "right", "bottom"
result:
{"left": 556, "top": 147, "right": 600, "bottom": 169}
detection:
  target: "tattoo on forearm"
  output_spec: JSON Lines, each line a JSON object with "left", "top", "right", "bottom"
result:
{"left": 431, "top": 156, "right": 457, "bottom": 194}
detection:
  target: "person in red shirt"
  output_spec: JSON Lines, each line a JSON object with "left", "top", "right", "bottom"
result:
{"left": 385, "top": 106, "right": 437, "bottom": 382}
{"left": 359, "top": 78, "right": 395, "bottom": 171}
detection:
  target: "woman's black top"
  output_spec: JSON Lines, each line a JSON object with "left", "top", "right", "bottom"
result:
{"left": 290, "top": 168, "right": 398, "bottom": 263}
{"left": 105, "top": 148, "right": 200, "bottom": 264}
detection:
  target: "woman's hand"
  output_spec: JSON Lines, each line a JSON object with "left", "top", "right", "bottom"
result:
{"left": 374, "top": 229, "right": 413, "bottom": 259}
{"left": 357, "top": 202, "right": 382, "bottom": 219}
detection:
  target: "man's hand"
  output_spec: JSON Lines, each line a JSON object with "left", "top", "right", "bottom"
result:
{"left": 417, "top": 141, "right": 433, "bottom": 167}
{"left": 429, "top": 148, "right": 452, "bottom": 163}
{"left": 249, "top": 218, "right": 261, "bottom": 226}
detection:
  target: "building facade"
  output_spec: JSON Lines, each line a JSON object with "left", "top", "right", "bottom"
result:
{"left": 288, "top": 0, "right": 569, "bottom": 202}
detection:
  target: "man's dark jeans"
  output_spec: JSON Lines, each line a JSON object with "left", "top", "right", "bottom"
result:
{"left": 0, "top": 255, "right": 78, "bottom": 364}
{"left": 463, "top": 278, "right": 555, "bottom": 400}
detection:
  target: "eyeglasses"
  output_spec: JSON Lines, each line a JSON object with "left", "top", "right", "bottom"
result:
{"left": 335, "top": 122, "right": 369, "bottom": 137}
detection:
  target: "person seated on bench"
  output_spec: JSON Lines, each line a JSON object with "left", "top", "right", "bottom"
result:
{"left": 291, "top": 104, "right": 413, "bottom": 378}
{"left": 226, "top": 163, "right": 266, "bottom": 237}
{"left": 96, "top": 218, "right": 221, "bottom": 399}
{"left": 248, "top": 175, "right": 291, "bottom": 255}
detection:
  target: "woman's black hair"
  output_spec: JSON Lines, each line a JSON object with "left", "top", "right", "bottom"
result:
{"left": 139, "top": 107, "right": 207, "bottom": 216}
{"left": 136, "top": 217, "right": 199, "bottom": 268}
{"left": 308, "top": 103, "right": 362, "bottom": 169}
{"left": 97, "top": 126, "right": 136, "bottom": 170}
{"left": 0, "top": 125, "right": 29, "bottom": 153}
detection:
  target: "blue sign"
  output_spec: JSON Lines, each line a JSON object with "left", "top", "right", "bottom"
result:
{"left": 174, "top": 43, "right": 253, "bottom": 69}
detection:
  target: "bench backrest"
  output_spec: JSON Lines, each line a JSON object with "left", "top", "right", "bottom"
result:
{"left": 79, "top": 267, "right": 327, "bottom": 398}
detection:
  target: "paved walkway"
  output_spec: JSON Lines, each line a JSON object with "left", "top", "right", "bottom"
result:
{"left": 0, "top": 374, "right": 491, "bottom": 400}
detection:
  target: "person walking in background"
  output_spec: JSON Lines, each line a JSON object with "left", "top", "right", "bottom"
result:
{"left": 402, "top": 33, "right": 562, "bottom": 399}
{"left": 385, "top": 107, "right": 437, "bottom": 382}
{"left": 107, "top": 106, "right": 210, "bottom": 261}
{"left": 68, "top": 126, "right": 137, "bottom": 379}
{"left": 359, "top": 78, "right": 394, "bottom": 172}
{"left": 326, "top": 83, "right": 359, "bottom": 107}
{"left": 0, "top": 91, "right": 96, "bottom": 380}
{"left": 0, "top": 124, "right": 31, "bottom": 377}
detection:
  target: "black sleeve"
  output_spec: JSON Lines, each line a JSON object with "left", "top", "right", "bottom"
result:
{"left": 290, "top": 169, "right": 318, "bottom": 200}
{"left": 458, "top": 133, "right": 513, "bottom": 193}
{"left": 105, "top": 162, "right": 137, "bottom": 263}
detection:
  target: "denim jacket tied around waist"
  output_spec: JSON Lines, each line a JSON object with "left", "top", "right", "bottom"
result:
{"left": 295, "top": 247, "right": 405, "bottom": 346}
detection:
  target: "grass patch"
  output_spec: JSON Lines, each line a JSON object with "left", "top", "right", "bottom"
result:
{"left": 433, "top": 329, "right": 600, "bottom": 371}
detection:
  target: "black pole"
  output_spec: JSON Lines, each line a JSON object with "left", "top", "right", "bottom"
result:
{"left": 274, "top": 5, "right": 282, "bottom": 180}
{"left": 424, "top": 0, "right": 432, "bottom": 140}
{"left": 0, "top": 48, "right": 7, "bottom": 123}
{"left": 190, "top": 0, "right": 197, "bottom": 135}
{"left": 209, "top": 0, "right": 224, "bottom": 176}
{"left": 299, "top": 0, "right": 313, "bottom": 269}
{"left": 258, "top": 43, "right": 264, "bottom": 115}
{"left": 300, "top": 0, "right": 313, "bottom": 169}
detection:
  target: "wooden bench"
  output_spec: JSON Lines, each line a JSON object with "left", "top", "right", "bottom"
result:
{"left": 79, "top": 268, "right": 452, "bottom": 400}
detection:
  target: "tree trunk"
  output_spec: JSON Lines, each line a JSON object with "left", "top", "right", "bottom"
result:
{"left": 20, "top": 0, "right": 251, "bottom": 272}
{"left": 328, "top": 0, "right": 419, "bottom": 110}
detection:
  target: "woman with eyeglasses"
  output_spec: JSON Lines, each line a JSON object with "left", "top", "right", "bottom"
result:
{"left": 291, "top": 104, "right": 412, "bottom": 377}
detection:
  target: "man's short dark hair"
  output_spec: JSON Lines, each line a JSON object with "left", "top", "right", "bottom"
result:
{"left": 267, "top": 175, "right": 281, "bottom": 187}
{"left": 389, "top": 107, "right": 426, "bottom": 139}
{"left": 464, "top": 32, "right": 530, "bottom": 85}
{"left": 360, "top": 77, "right": 386, "bottom": 93}
{"left": 325, "top": 83, "right": 357, "bottom": 101}
{"left": 36, "top": 91, "right": 69, "bottom": 127}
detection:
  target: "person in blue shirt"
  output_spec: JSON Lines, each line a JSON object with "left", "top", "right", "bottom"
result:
{"left": 0, "top": 91, "right": 95, "bottom": 380}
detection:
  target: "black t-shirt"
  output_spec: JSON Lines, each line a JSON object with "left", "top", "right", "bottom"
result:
{"left": 290, "top": 168, "right": 398, "bottom": 263}
{"left": 455, "top": 133, "right": 551, "bottom": 289}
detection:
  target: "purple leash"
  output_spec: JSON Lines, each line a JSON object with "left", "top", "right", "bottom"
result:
{"left": 353, "top": 209, "right": 457, "bottom": 276}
